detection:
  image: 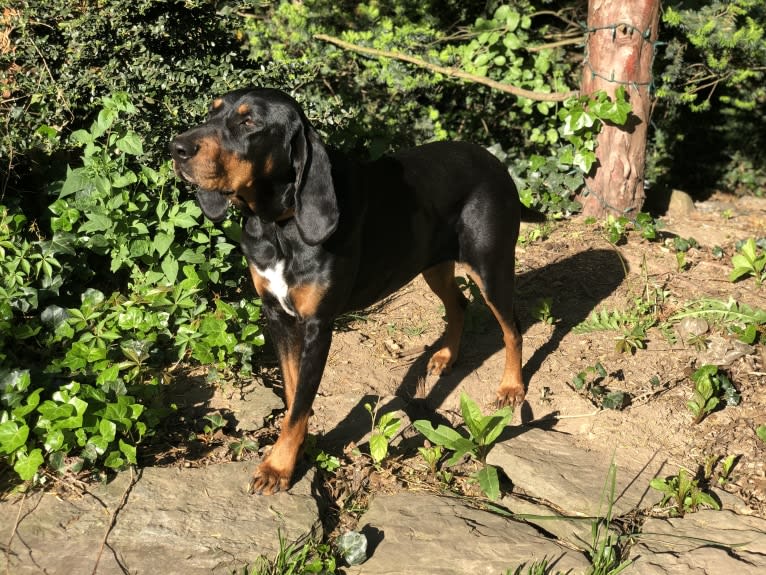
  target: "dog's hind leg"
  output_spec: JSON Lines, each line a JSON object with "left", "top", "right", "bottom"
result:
{"left": 422, "top": 261, "right": 468, "bottom": 376}
{"left": 466, "top": 263, "right": 526, "bottom": 407}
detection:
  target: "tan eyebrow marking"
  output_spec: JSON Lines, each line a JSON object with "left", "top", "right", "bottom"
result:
{"left": 237, "top": 103, "right": 251, "bottom": 115}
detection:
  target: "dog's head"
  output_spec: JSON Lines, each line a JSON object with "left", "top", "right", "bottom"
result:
{"left": 170, "top": 88, "right": 338, "bottom": 245}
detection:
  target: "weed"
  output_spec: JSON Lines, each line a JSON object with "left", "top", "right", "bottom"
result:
{"left": 687, "top": 365, "right": 738, "bottom": 424}
{"left": 364, "top": 401, "right": 401, "bottom": 465}
{"left": 582, "top": 463, "right": 632, "bottom": 575}
{"left": 202, "top": 411, "right": 226, "bottom": 435}
{"left": 304, "top": 434, "right": 341, "bottom": 473}
{"left": 229, "top": 438, "right": 259, "bottom": 461}
{"left": 670, "top": 297, "right": 766, "bottom": 345}
{"left": 717, "top": 454, "right": 738, "bottom": 486}
{"left": 531, "top": 297, "right": 556, "bottom": 325}
{"left": 572, "top": 363, "right": 629, "bottom": 410}
{"left": 650, "top": 468, "right": 720, "bottom": 517}
{"left": 506, "top": 557, "right": 563, "bottom": 575}
{"left": 600, "top": 212, "right": 662, "bottom": 245}
{"left": 518, "top": 222, "right": 552, "bottom": 245}
{"left": 245, "top": 531, "right": 337, "bottom": 575}
{"left": 729, "top": 237, "right": 766, "bottom": 286}
{"left": 417, "top": 443, "right": 443, "bottom": 474}
{"left": 756, "top": 425, "right": 766, "bottom": 443}
{"left": 413, "top": 393, "right": 512, "bottom": 499}
{"left": 613, "top": 323, "right": 649, "bottom": 355}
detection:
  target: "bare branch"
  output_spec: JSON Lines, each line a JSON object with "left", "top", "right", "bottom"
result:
{"left": 314, "top": 34, "right": 578, "bottom": 102}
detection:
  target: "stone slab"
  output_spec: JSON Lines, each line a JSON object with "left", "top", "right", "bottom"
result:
{"left": 1, "top": 462, "right": 320, "bottom": 575}
{"left": 488, "top": 428, "right": 671, "bottom": 516}
{"left": 346, "top": 492, "right": 590, "bottom": 575}
{"left": 624, "top": 509, "right": 766, "bottom": 574}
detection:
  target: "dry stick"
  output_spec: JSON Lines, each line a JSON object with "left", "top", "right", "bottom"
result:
{"left": 91, "top": 466, "right": 138, "bottom": 575}
{"left": 314, "top": 34, "right": 578, "bottom": 102}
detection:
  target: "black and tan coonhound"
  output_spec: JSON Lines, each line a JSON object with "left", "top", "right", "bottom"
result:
{"left": 170, "top": 87, "right": 542, "bottom": 494}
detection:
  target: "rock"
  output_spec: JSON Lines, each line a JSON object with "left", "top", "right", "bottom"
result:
{"left": 698, "top": 335, "right": 754, "bottom": 366}
{"left": 624, "top": 509, "right": 766, "bottom": 574}
{"left": 676, "top": 317, "right": 709, "bottom": 340}
{"left": 668, "top": 189, "right": 696, "bottom": 218}
{"left": 497, "top": 493, "right": 595, "bottom": 547}
{"left": 1, "top": 462, "right": 320, "bottom": 575}
{"left": 346, "top": 492, "right": 590, "bottom": 575}
{"left": 487, "top": 428, "right": 673, "bottom": 544}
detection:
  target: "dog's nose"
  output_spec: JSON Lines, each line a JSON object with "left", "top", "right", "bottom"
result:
{"left": 170, "top": 137, "right": 198, "bottom": 161}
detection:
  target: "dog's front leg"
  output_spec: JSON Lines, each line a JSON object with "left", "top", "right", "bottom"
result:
{"left": 250, "top": 314, "right": 333, "bottom": 495}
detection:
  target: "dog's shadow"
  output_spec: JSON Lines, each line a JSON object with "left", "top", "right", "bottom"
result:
{"left": 320, "top": 247, "right": 626, "bottom": 449}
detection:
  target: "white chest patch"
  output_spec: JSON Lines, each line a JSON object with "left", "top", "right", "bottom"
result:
{"left": 255, "top": 260, "right": 296, "bottom": 317}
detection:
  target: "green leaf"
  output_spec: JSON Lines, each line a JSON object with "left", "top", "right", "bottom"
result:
{"left": 0, "top": 421, "right": 29, "bottom": 454}
{"left": 14, "top": 448, "right": 44, "bottom": 480}
{"left": 104, "top": 450, "right": 125, "bottom": 469}
{"left": 475, "top": 465, "right": 500, "bottom": 500}
{"left": 479, "top": 408, "right": 513, "bottom": 446}
{"left": 412, "top": 420, "right": 466, "bottom": 450}
{"left": 119, "top": 439, "right": 137, "bottom": 465}
{"left": 12, "top": 388, "right": 42, "bottom": 418}
{"left": 99, "top": 418, "right": 117, "bottom": 442}
{"left": 756, "top": 425, "right": 766, "bottom": 443}
{"left": 369, "top": 433, "right": 388, "bottom": 464}
{"left": 460, "top": 393, "right": 483, "bottom": 440}
{"left": 116, "top": 132, "right": 144, "bottom": 155}
{"left": 161, "top": 256, "right": 179, "bottom": 283}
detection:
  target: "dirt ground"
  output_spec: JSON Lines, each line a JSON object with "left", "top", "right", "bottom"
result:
{"left": 161, "top": 192, "right": 765, "bottom": 521}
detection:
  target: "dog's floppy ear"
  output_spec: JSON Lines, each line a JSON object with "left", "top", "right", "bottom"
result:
{"left": 291, "top": 121, "right": 338, "bottom": 245}
{"left": 196, "top": 191, "right": 229, "bottom": 223}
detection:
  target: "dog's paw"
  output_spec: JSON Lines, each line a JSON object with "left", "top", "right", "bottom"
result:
{"left": 495, "top": 384, "right": 526, "bottom": 408}
{"left": 248, "top": 460, "right": 292, "bottom": 495}
{"left": 427, "top": 348, "right": 455, "bottom": 376}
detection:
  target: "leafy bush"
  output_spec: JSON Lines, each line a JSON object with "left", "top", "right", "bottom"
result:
{"left": 0, "top": 95, "right": 263, "bottom": 482}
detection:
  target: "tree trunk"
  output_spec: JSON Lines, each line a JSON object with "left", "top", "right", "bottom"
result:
{"left": 579, "top": 0, "right": 661, "bottom": 217}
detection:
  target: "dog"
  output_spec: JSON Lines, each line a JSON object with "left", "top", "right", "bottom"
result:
{"left": 170, "top": 87, "right": 541, "bottom": 494}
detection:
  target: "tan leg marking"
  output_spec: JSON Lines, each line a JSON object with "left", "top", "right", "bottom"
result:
{"left": 466, "top": 268, "right": 525, "bottom": 407}
{"left": 250, "top": 410, "right": 309, "bottom": 495}
{"left": 423, "top": 262, "right": 466, "bottom": 375}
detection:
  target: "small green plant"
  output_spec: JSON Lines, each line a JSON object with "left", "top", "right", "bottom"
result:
{"left": 246, "top": 531, "right": 337, "bottom": 575}
{"left": 531, "top": 297, "right": 556, "bottom": 325}
{"left": 572, "top": 363, "right": 629, "bottom": 411}
{"left": 229, "top": 438, "right": 259, "bottom": 461}
{"left": 649, "top": 468, "right": 720, "bottom": 517}
{"left": 202, "top": 412, "right": 226, "bottom": 436}
{"left": 364, "top": 401, "right": 401, "bottom": 465}
{"left": 756, "top": 425, "right": 766, "bottom": 443}
{"left": 717, "top": 454, "right": 738, "bottom": 486}
{"left": 417, "top": 443, "right": 443, "bottom": 474}
{"left": 687, "top": 365, "right": 738, "bottom": 424}
{"left": 613, "top": 323, "right": 649, "bottom": 355}
{"left": 413, "top": 393, "right": 512, "bottom": 500}
{"left": 304, "top": 434, "right": 342, "bottom": 473}
{"left": 729, "top": 238, "right": 766, "bottom": 286}
{"left": 603, "top": 215, "right": 629, "bottom": 245}
{"left": 670, "top": 297, "right": 766, "bottom": 345}
{"left": 506, "top": 558, "right": 564, "bottom": 575}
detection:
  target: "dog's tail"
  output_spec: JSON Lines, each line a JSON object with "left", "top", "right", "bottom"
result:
{"left": 519, "top": 203, "right": 548, "bottom": 223}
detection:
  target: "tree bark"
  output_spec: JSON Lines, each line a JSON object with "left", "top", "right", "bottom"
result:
{"left": 579, "top": 0, "right": 661, "bottom": 217}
